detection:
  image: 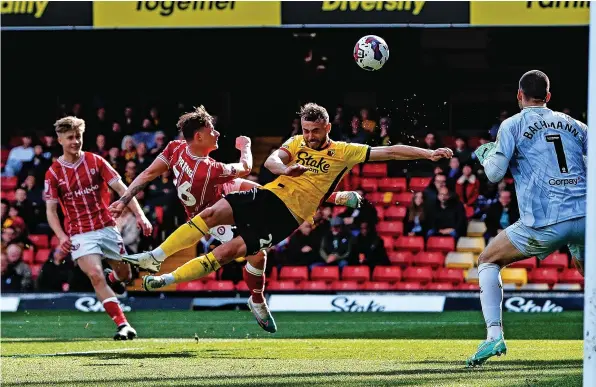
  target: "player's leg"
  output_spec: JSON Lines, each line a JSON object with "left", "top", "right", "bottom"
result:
{"left": 104, "top": 259, "right": 132, "bottom": 295}
{"left": 245, "top": 250, "right": 277, "bottom": 333}
{"left": 568, "top": 216, "right": 586, "bottom": 276}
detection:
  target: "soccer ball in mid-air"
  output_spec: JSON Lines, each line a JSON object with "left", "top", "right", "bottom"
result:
{"left": 353, "top": 35, "right": 389, "bottom": 71}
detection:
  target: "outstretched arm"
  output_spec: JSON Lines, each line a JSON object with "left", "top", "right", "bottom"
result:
{"left": 368, "top": 145, "right": 453, "bottom": 162}
{"left": 223, "top": 136, "right": 253, "bottom": 178}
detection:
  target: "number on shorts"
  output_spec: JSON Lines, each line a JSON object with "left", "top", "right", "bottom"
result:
{"left": 546, "top": 134, "right": 569, "bottom": 173}
{"left": 172, "top": 165, "right": 197, "bottom": 206}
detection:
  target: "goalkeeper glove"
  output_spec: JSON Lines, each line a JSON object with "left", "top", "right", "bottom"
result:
{"left": 475, "top": 142, "right": 497, "bottom": 164}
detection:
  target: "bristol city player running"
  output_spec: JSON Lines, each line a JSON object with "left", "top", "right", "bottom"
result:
{"left": 45, "top": 116, "right": 152, "bottom": 340}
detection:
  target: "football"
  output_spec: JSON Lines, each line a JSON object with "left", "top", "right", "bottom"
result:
{"left": 353, "top": 35, "right": 389, "bottom": 71}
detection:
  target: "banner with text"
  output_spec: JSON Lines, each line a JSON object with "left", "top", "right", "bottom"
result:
{"left": 470, "top": 1, "right": 590, "bottom": 26}
{"left": 93, "top": 1, "right": 281, "bottom": 28}
{"left": 268, "top": 294, "right": 447, "bottom": 312}
{"left": 1, "top": 1, "right": 92, "bottom": 28}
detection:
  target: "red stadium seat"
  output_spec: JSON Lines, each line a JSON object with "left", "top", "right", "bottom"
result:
{"left": 442, "top": 136, "right": 456, "bottom": 149}
{"left": 457, "top": 283, "right": 480, "bottom": 291}
{"left": 376, "top": 221, "right": 403, "bottom": 237}
{"left": 374, "top": 206, "right": 385, "bottom": 220}
{"left": 372, "top": 266, "right": 402, "bottom": 283}
{"left": 341, "top": 265, "right": 370, "bottom": 282}
{"left": 362, "top": 281, "right": 392, "bottom": 291}
{"left": 330, "top": 280, "right": 360, "bottom": 291}
{"left": 393, "top": 281, "right": 423, "bottom": 291}
{"left": 378, "top": 178, "right": 407, "bottom": 192}
{"left": 509, "top": 257, "right": 538, "bottom": 271}
{"left": 426, "top": 282, "right": 455, "bottom": 291}
{"left": 395, "top": 236, "right": 425, "bottom": 253}
{"left": 235, "top": 281, "right": 249, "bottom": 292}
{"left": 361, "top": 163, "right": 387, "bottom": 177}
{"left": 360, "top": 178, "right": 378, "bottom": 192}
{"left": 1, "top": 190, "right": 16, "bottom": 202}
{"left": 409, "top": 177, "right": 431, "bottom": 192}
{"left": 529, "top": 268, "right": 559, "bottom": 286}
{"left": 426, "top": 236, "right": 455, "bottom": 253}
{"left": 30, "top": 264, "right": 43, "bottom": 279}
{"left": 267, "top": 280, "right": 299, "bottom": 291}
{"left": 34, "top": 249, "right": 50, "bottom": 263}
{"left": 434, "top": 268, "right": 464, "bottom": 285}
{"left": 50, "top": 236, "right": 60, "bottom": 248}
{"left": 351, "top": 164, "right": 361, "bottom": 177}
{"left": 1, "top": 176, "right": 18, "bottom": 191}
{"left": 310, "top": 266, "right": 340, "bottom": 282}
{"left": 154, "top": 206, "right": 164, "bottom": 224}
{"left": 279, "top": 266, "right": 309, "bottom": 282}
{"left": 559, "top": 269, "right": 584, "bottom": 286}
{"left": 402, "top": 266, "right": 433, "bottom": 284}
{"left": 540, "top": 253, "right": 569, "bottom": 271}
{"left": 393, "top": 192, "right": 413, "bottom": 207}
{"left": 387, "top": 251, "right": 414, "bottom": 267}
{"left": 201, "top": 272, "right": 218, "bottom": 283}
{"left": 204, "top": 281, "right": 235, "bottom": 291}
{"left": 468, "top": 137, "right": 482, "bottom": 149}
{"left": 0, "top": 149, "right": 9, "bottom": 163}
{"left": 365, "top": 192, "right": 387, "bottom": 204}
{"left": 413, "top": 252, "right": 444, "bottom": 268}
{"left": 22, "top": 249, "right": 34, "bottom": 264}
{"left": 350, "top": 176, "right": 361, "bottom": 190}
{"left": 268, "top": 267, "right": 278, "bottom": 281}
{"left": 301, "top": 280, "right": 329, "bottom": 291}
{"left": 29, "top": 234, "right": 49, "bottom": 249}
{"left": 177, "top": 281, "right": 205, "bottom": 291}
{"left": 384, "top": 206, "right": 407, "bottom": 221}
{"left": 380, "top": 236, "right": 395, "bottom": 251}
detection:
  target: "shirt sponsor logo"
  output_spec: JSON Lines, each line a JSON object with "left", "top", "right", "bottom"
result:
{"left": 296, "top": 151, "right": 330, "bottom": 174}
{"left": 548, "top": 177, "right": 581, "bottom": 186}
{"left": 63, "top": 184, "right": 100, "bottom": 200}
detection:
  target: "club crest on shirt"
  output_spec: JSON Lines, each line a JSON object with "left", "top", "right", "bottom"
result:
{"left": 71, "top": 243, "right": 80, "bottom": 251}
{"left": 90, "top": 168, "right": 96, "bottom": 175}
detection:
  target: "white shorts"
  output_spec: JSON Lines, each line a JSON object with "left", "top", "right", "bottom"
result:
{"left": 70, "top": 226, "right": 126, "bottom": 261}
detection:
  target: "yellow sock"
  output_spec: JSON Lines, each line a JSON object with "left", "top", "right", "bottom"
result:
{"left": 160, "top": 214, "right": 210, "bottom": 257}
{"left": 172, "top": 253, "right": 221, "bottom": 283}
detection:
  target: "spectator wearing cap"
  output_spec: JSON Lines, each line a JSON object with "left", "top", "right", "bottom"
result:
{"left": 151, "top": 131, "right": 167, "bottom": 156}
{"left": 319, "top": 216, "right": 356, "bottom": 269}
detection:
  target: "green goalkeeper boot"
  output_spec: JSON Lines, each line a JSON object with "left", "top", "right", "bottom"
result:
{"left": 466, "top": 334, "right": 507, "bottom": 367}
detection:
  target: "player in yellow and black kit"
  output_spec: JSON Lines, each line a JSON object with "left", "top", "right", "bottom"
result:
{"left": 125, "top": 102, "right": 452, "bottom": 292}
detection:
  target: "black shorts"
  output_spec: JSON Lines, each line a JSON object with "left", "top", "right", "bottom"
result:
{"left": 224, "top": 188, "right": 300, "bottom": 256}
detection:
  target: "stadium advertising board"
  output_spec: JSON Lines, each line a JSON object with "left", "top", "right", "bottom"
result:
{"left": 281, "top": 1, "right": 470, "bottom": 25}
{"left": 0, "top": 1, "right": 92, "bottom": 27}
{"left": 268, "top": 295, "right": 446, "bottom": 312}
{"left": 470, "top": 1, "right": 590, "bottom": 26}
{"left": 92, "top": 1, "right": 281, "bottom": 28}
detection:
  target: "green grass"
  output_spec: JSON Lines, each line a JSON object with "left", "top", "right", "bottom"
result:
{"left": 1, "top": 311, "right": 584, "bottom": 386}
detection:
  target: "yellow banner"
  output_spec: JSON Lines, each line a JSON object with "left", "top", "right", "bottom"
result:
{"left": 471, "top": 1, "right": 590, "bottom": 26}
{"left": 93, "top": 1, "right": 281, "bottom": 28}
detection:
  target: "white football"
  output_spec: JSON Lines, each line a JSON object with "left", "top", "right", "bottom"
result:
{"left": 353, "top": 35, "right": 389, "bottom": 71}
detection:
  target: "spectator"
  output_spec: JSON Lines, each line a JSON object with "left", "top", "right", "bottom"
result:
{"left": 150, "top": 131, "right": 167, "bottom": 156}
{"left": 13, "top": 188, "right": 35, "bottom": 226}
{"left": 423, "top": 132, "right": 437, "bottom": 149}
{"left": 4, "top": 135, "right": 34, "bottom": 177}
{"left": 355, "top": 222, "right": 389, "bottom": 267}
{"left": 121, "top": 136, "right": 137, "bottom": 161}
{"left": 319, "top": 216, "right": 355, "bottom": 268}
{"left": 360, "top": 108, "right": 376, "bottom": 132}
{"left": 489, "top": 110, "right": 508, "bottom": 140}
{"left": 123, "top": 161, "right": 138, "bottom": 185}
{"left": 21, "top": 175, "right": 44, "bottom": 216}
{"left": 36, "top": 248, "right": 73, "bottom": 292}
{"left": 109, "top": 122, "right": 124, "bottom": 149}
{"left": 91, "top": 134, "right": 109, "bottom": 158}
{"left": 3, "top": 244, "right": 33, "bottom": 291}
{"left": 135, "top": 142, "right": 152, "bottom": 171}
{"left": 347, "top": 116, "right": 369, "bottom": 144}
{"left": 446, "top": 157, "right": 462, "bottom": 189}
{"left": 122, "top": 106, "right": 137, "bottom": 135}
{"left": 149, "top": 107, "right": 160, "bottom": 130}
{"left": 456, "top": 164, "right": 480, "bottom": 207}
{"left": 484, "top": 190, "right": 519, "bottom": 242}
{"left": 376, "top": 116, "right": 392, "bottom": 146}
{"left": 1, "top": 226, "right": 17, "bottom": 249}
{"left": 107, "top": 147, "right": 122, "bottom": 173}
{"left": 1, "top": 199, "right": 10, "bottom": 228}
{"left": 339, "top": 189, "right": 378, "bottom": 228}
{"left": 285, "top": 221, "right": 321, "bottom": 268}
{"left": 116, "top": 207, "right": 141, "bottom": 254}
{"left": 423, "top": 173, "right": 447, "bottom": 211}
{"left": 42, "top": 135, "right": 61, "bottom": 159}
{"left": 18, "top": 145, "right": 51, "bottom": 183}
{"left": 404, "top": 192, "right": 427, "bottom": 236}
{"left": 453, "top": 136, "right": 472, "bottom": 165}
{"left": 426, "top": 187, "right": 467, "bottom": 240}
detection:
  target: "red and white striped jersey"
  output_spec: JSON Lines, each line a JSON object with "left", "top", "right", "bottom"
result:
{"left": 44, "top": 152, "right": 119, "bottom": 236}
{"left": 157, "top": 140, "right": 239, "bottom": 219}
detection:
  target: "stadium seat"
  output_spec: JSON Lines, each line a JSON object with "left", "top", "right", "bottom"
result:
{"left": 34, "top": 249, "right": 50, "bottom": 263}
{"left": 301, "top": 280, "right": 329, "bottom": 291}
{"left": 465, "top": 268, "right": 479, "bottom": 284}
{"left": 330, "top": 280, "right": 360, "bottom": 291}
{"left": 408, "top": 177, "right": 431, "bottom": 192}
{"left": 500, "top": 268, "right": 528, "bottom": 287}
{"left": 365, "top": 192, "right": 387, "bottom": 204}
{"left": 456, "top": 237, "right": 485, "bottom": 254}
{"left": 154, "top": 206, "right": 164, "bottom": 224}
{"left": 1, "top": 176, "right": 18, "bottom": 191}
{"left": 540, "top": 253, "right": 569, "bottom": 271}
{"left": 528, "top": 268, "right": 558, "bottom": 286}
{"left": 201, "top": 272, "right": 218, "bottom": 283}
{"left": 235, "top": 281, "right": 249, "bottom": 292}
{"left": 426, "top": 282, "right": 455, "bottom": 291}
{"left": 378, "top": 177, "right": 407, "bottom": 192}
{"left": 387, "top": 251, "right": 414, "bottom": 267}
{"left": 371, "top": 266, "right": 402, "bottom": 283}
{"left": 30, "top": 264, "right": 43, "bottom": 279}
{"left": 341, "top": 265, "right": 370, "bottom": 282}
{"left": 279, "top": 266, "right": 309, "bottom": 282}
{"left": 434, "top": 268, "right": 464, "bottom": 285}
{"left": 50, "top": 235, "right": 60, "bottom": 248}
{"left": 362, "top": 281, "right": 392, "bottom": 291}
{"left": 509, "top": 257, "right": 537, "bottom": 271}
{"left": 267, "top": 280, "right": 298, "bottom": 291}
{"left": 442, "top": 136, "right": 456, "bottom": 149}
{"left": 393, "top": 281, "right": 423, "bottom": 291}
{"left": 444, "top": 252, "right": 474, "bottom": 270}
{"left": 384, "top": 206, "right": 407, "bottom": 221}
{"left": 521, "top": 283, "right": 550, "bottom": 291}
{"left": 467, "top": 220, "right": 487, "bottom": 237}
{"left": 2, "top": 190, "right": 16, "bottom": 202}
{"left": 393, "top": 192, "right": 413, "bottom": 207}
{"left": 376, "top": 221, "right": 403, "bottom": 237}
{"left": 457, "top": 283, "right": 480, "bottom": 291}
{"left": 402, "top": 266, "right": 433, "bottom": 284}
{"left": 350, "top": 176, "right": 361, "bottom": 190}
{"left": 413, "top": 252, "right": 444, "bottom": 268}
{"left": 361, "top": 163, "right": 387, "bottom": 177}
{"left": 310, "top": 266, "right": 340, "bottom": 282}
{"left": 426, "top": 236, "right": 455, "bottom": 253}
{"left": 29, "top": 234, "right": 49, "bottom": 249}
{"left": 465, "top": 205, "right": 475, "bottom": 219}
{"left": 559, "top": 269, "right": 584, "bottom": 286}
{"left": 0, "top": 149, "right": 9, "bottom": 163}
{"left": 22, "top": 249, "right": 34, "bottom": 264}
{"left": 552, "top": 283, "right": 582, "bottom": 291}
{"left": 351, "top": 164, "right": 361, "bottom": 177}
{"left": 380, "top": 236, "right": 395, "bottom": 250}
{"left": 177, "top": 281, "right": 205, "bottom": 291}
{"left": 468, "top": 136, "right": 482, "bottom": 149}
{"left": 360, "top": 178, "right": 378, "bottom": 192}
{"left": 205, "top": 281, "right": 235, "bottom": 291}
{"left": 374, "top": 206, "right": 385, "bottom": 220}
{"left": 394, "top": 236, "right": 425, "bottom": 253}
{"left": 502, "top": 283, "right": 517, "bottom": 291}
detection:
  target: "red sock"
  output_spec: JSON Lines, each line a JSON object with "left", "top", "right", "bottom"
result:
{"left": 102, "top": 297, "right": 128, "bottom": 327}
{"left": 108, "top": 271, "right": 118, "bottom": 284}
{"left": 243, "top": 265, "right": 265, "bottom": 303}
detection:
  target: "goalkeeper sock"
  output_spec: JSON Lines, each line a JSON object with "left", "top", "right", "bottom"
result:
{"left": 153, "top": 214, "right": 210, "bottom": 260}
{"left": 170, "top": 252, "right": 221, "bottom": 284}
{"left": 478, "top": 263, "right": 503, "bottom": 340}
{"left": 243, "top": 261, "right": 265, "bottom": 303}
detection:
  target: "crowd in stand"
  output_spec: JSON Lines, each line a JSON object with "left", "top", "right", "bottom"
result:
{"left": 0, "top": 102, "right": 528, "bottom": 292}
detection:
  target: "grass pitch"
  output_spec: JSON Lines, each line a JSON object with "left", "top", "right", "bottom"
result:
{"left": 1, "top": 311, "right": 583, "bottom": 386}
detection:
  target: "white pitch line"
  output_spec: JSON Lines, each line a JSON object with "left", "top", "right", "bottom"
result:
{"left": 4, "top": 348, "right": 141, "bottom": 358}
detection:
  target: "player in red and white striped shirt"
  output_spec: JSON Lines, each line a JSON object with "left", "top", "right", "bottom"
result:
{"left": 45, "top": 116, "right": 152, "bottom": 340}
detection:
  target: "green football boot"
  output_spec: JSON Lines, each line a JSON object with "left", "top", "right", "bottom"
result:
{"left": 142, "top": 275, "right": 167, "bottom": 291}
{"left": 466, "top": 334, "right": 507, "bottom": 367}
